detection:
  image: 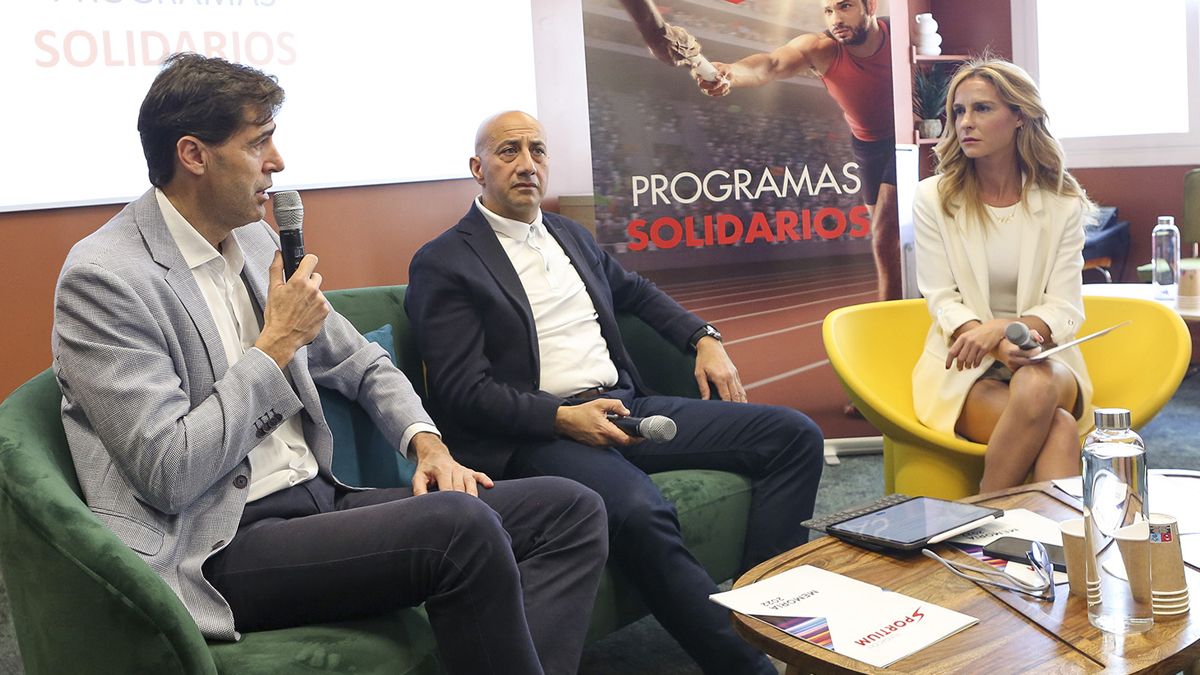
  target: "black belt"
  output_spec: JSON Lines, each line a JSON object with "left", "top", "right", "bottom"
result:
{"left": 570, "top": 386, "right": 617, "bottom": 401}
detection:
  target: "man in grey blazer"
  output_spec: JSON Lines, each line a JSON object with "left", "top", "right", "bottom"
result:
{"left": 51, "top": 53, "right": 607, "bottom": 675}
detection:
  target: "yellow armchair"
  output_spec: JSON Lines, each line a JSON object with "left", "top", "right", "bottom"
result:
{"left": 822, "top": 296, "right": 1191, "bottom": 499}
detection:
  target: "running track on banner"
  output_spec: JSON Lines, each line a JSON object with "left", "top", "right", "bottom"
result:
{"left": 655, "top": 260, "right": 882, "bottom": 440}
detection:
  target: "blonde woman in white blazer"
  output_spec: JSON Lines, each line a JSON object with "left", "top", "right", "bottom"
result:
{"left": 912, "top": 59, "right": 1093, "bottom": 492}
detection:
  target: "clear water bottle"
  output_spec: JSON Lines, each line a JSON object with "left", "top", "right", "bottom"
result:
{"left": 1152, "top": 215, "right": 1180, "bottom": 300}
{"left": 1083, "top": 408, "right": 1152, "bottom": 633}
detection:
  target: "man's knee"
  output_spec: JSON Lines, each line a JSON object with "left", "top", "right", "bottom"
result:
{"left": 420, "top": 491, "right": 508, "bottom": 544}
{"left": 767, "top": 406, "right": 824, "bottom": 453}
{"left": 746, "top": 405, "right": 824, "bottom": 482}
{"left": 526, "top": 475, "right": 605, "bottom": 512}
{"left": 605, "top": 481, "right": 679, "bottom": 548}
{"left": 523, "top": 476, "right": 608, "bottom": 544}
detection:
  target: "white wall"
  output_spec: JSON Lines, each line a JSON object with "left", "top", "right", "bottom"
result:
{"left": 531, "top": 0, "right": 596, "bottom": 196}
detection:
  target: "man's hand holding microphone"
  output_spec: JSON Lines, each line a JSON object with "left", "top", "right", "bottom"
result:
{"left": 255, "top": 190, "right": 328, "bottom": 369}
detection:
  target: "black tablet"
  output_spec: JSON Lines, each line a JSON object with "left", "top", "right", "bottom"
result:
{"left": 826, "top": 497, "right": 1004, "bottom": 552}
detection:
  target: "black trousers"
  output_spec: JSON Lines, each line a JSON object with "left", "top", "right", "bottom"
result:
{"left": 505, "top": 388, "right": 824, "bottom": 675}
{"left": 203, "top": 473, "right": 608, "bottom": 675}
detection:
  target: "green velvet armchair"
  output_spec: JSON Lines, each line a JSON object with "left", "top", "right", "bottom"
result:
{"left": 0, "top": 284, "right": 753, "bottom": 673}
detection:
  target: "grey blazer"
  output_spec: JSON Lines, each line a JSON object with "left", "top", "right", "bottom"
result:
{"left": 51, "top": 189, "right": 434, "bottom": 640}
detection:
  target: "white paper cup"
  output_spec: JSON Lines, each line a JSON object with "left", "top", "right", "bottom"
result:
{"left": 1060, "top": 518, "right": 1090, "bottom": 597}
{"left": 1115, "top": 521, "right": 1153, "bottom": 604}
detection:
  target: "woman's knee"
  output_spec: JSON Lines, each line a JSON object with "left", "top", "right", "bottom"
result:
{"left": 1008, "top": 365, "right": 1060, "bottom": 413}
{"left": 1050, "top": 408, "right": 1079, "bottom": 439}
{"left": 1041, "top": 410, "right": 1081, "bottom": 456}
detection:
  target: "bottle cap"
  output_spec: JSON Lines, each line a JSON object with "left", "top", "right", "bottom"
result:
{"left": 1094, "top": 407, "right": 1132, "bottom": 430}
{"left": 1159, "top": 215, "right": 1175, "bottom": 226}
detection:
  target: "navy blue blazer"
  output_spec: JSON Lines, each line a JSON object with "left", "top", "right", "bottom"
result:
{"left": 406, "top": 203, "right": 705, "bottom": 475}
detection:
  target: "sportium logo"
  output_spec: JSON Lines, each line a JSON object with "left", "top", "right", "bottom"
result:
{"left": 854, "top": 608, "right": 926, "bottom": 647}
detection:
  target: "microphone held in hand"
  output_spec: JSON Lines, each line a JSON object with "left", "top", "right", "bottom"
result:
{"left": 605, "top": 413, "right": 677, "bottom": 442}
{"left": 1004, "top": 322, "right": 1040, "bottom": 350}
{"left": 272, "top": 190, "right": 305, "bottom": 279}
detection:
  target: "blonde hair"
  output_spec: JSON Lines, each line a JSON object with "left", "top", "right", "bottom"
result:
{"left": 932, "top": 59, "right": 1086, "bottom": 224}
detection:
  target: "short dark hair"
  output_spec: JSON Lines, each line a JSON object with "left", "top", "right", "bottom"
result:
{"left": 137, "top": 53, "right": 285, "bottom": 187}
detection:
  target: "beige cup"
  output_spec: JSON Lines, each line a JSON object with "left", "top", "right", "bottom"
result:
{"left": 1150, "top": 513, "right": 1188, "bottom": 592}
{"left": 1180, "top": 269, "right": 1200, "bottom": 297}
{"left": 1060, "top": 518, "right": 1090, "bottom": 598}
{"left": 1115, "top": 521, "right": 1152, "bottom": 604}
{"left": 1154, "top": 598, "right": 1190, "bottom": 609}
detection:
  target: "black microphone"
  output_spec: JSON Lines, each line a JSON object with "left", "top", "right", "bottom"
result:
{"left": 272, "top": 190, "right": 304, "bottom": 279}
{"left": 605, "top": 413, "right": 677, "bottom": 442}
{"left": 1004, "top": 322, "right": 1039, "bottom": 350}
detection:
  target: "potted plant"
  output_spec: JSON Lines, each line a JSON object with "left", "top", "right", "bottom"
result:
{"left": 913, "top": 64, "right": 951, "bottom": 139}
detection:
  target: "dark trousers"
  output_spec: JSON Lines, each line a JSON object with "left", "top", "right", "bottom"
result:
{"left": 203, "top": 473, "right": 608, "bottom": 675}
{"left": 505, "top": 390, "right": 824, "bottom": 675}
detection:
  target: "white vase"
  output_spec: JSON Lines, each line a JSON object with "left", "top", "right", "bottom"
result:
{"left": 913, "top": 13, "right": 943, "bottom": 55}
{"left": 918, "top": 119, "right": 944, "bottom": 139}
{"left": 915, "top": 33, "right": 943, "bottom": 49}
{"left": 914, "top": 13, "right": 939, "bottom": 34}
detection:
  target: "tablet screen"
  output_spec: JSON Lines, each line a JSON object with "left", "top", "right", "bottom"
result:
{"left": 829, "top": 498, "right": 1000, "bottom": 546}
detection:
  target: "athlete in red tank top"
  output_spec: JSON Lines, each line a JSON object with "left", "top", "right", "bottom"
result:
{"left": 693, "top": 0, "right": 902, "bottom": 309}
{"left": 822, "top": 17, "right": 894, "bottom": 143}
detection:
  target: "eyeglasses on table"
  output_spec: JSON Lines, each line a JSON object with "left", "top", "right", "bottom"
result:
{"left": 921, "top": 541, "right": 1056, "bottom": 601}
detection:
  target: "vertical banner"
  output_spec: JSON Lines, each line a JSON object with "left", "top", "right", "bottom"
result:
{"left": 581, "top": 0, "right": 898, "bottom": 439}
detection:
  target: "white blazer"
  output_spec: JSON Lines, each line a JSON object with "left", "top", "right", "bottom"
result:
{"left": 911, "top": 174, "right": 1094, "bottom": 436}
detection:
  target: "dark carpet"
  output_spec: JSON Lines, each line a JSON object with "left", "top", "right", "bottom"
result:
{"left": 2, "top": 375, "right": 1197, "bottom": 674}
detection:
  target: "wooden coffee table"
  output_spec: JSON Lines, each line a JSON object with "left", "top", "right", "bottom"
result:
{"left": 731, "top": 483, "right": 1200, "bottom": 674}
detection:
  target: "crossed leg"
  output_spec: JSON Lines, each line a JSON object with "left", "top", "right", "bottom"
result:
{"left": 955, "top": 360, "right": 1081, "bottom": 492}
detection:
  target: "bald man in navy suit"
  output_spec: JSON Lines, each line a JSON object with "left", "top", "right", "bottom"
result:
{"left": 406, "top": 111, "right": 824, "bottom": 675}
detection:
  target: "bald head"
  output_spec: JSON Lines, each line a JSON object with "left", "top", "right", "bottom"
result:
{"left": 470, "top": 111, "right": 549, "bottom": 223}
{"left": 474, "top": 110, "right": 544, "bottom": 156}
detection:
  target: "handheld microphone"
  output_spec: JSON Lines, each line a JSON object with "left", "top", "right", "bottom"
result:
{"left": 605, "top": 413, "right": 677, "bottom": 442}
{"left": 1004, "top": 322, "right": 1039, "bottom": 350}
{"left": 272, "top": 190, "right": 305, "bottom": 279}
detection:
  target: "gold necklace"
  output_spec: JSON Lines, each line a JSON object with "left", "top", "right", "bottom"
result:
{"left": 988, "top": 203, "right": 1019, "bottom": 224}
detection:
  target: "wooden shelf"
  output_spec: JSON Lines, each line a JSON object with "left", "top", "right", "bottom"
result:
{"left": 911, "top": 47, "right": 971, "bottom": 64}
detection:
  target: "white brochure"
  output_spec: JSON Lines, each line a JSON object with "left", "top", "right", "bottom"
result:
{"left": 710, "top": 565, "right": 977, "bottom": 668}
{"left": 946, "top": 508, "right": 1068, "bottom": 585}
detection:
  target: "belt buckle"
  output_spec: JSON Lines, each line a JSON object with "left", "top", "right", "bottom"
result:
{"left": 573, "top": 386, "right": 608, "bottom": 401}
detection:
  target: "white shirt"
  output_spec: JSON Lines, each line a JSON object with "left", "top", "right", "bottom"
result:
{"left": 983, "top": 204, "right": 1025, "bottom": 318}
{"left": 476, "top": 197, "right": 619, "bottom": 397}
{"left": 157, "top": 189, "right": 318, "bottom": 502}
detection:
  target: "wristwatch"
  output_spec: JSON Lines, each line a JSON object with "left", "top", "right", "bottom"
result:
{"left": 688, "top": 324, "right": 723, "bottom": 351}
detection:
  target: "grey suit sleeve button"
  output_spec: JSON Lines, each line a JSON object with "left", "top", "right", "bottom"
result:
{"left": 233, "top": 475, "right": 249, "bottom": 489}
